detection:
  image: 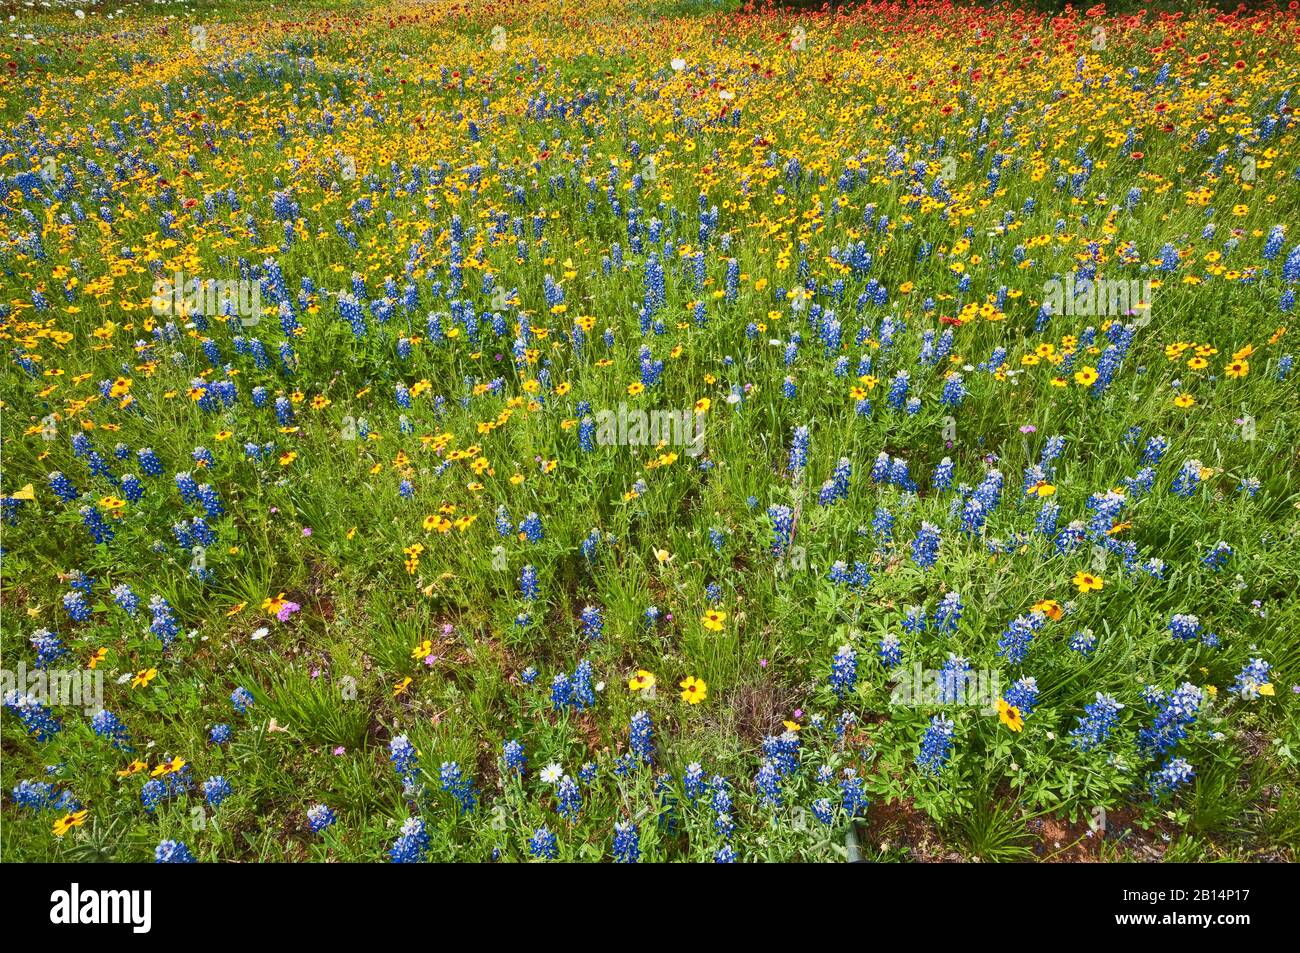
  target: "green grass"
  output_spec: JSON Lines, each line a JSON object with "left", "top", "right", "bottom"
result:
{"left": 1, "top": 0, "right": 1298, "bottom": 863}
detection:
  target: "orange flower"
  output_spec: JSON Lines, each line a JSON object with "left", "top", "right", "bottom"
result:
{"left": 1032, "top": 599, "right": 1064, "bottom": 621}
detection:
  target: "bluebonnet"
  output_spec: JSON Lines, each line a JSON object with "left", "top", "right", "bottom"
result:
{"left": 79, "top": 505, "right": 114, "bottom": 544}
{"left": 711, "top": 776, "right": 735, "bottom": 838}
{"left": 788, "top": 424, "right": 809, "bottom": 472}
{"left": 1138, "top": 683, "right": 1203, "bottom": 758}
{"left": 1148, "top": 758, "right": 1194, "bottom": 800}
{"left": 629, "top": 710, "right": 654, "bottom": 763}
{"left": 439, "top": 762, "right": 478, "bottom": 814}
{"left": 137, "top": 447, "right": 163, "bottom": 476}
{"left": 307, "top": 804, "right": 336, "bottom": 833}
{"left": 230, "top": 686, "right": 254, "bottom": 713}
{"left": 529, "top": 826, "right": 559, "bottom": 859}
{"left": 996, "top": 611, "right": 1047, "bottom": 665}
{"left": 768, "top": 504, "right": 794, "bottom": 556}
{"left": 389, "top": 817, "right": 431, "bottom": 863}
{"left": 840, "top": 771, "right": 868, "bottom": 816}
{"left": 389, "top": 734, "right": 420, "bottom": 787}
{"left": 684, "top": 763, "right": 706, "bottom": 803}
{"left": 175, "top": 471, "right": 200, "bottom": 503}
{"left": 812, "top": 797, "right": 834, "bottom": 825}
{"left": 519, "top": 512, "right": 543, "bottom": 542}
{"left": 571, "top": 659, "right": 595, "bottom": 709}
{"left": 1004, "top": 677, "right": 1039, "bottom": 717}
{"left": 886, "top": 370, "right": 909, "bottom": 409}
{"left": 550, "top": 672, "right": 572, "bottom": 710}
{"left": 1202, "top": 540, "right": 1232, "bottom": 570}
{"left": 1032, "top": 501, "right": 1062, "bottom": 543}
{"left": 30, "top": 628, "right": 69, "bottom": 667}
{"left": 48, "top": 471, "right": 79, "bottom": 502}
{"left": 829, "top": 644, "right": 857, "bottom": 698}
{"left": 155, "top": 840, "right": 196, "bottom": 863}
{"left": 1072, "top": 693, "right": 1124, "bottom": 750}
{"left": 872, "top": 506, "right": 895, "bottom": 546}
{"left": 933, "top": 590, "right": 962, "bottom": 633}
{"left": 12, "top": 779, "right": 78, "bottom": 812}
{"left": 612, "top": 821, "right": 640, "bottom": 863}
{"left": 556, "top": 775, "right": 583, "bottom": 823}
{"left": 141, "top": 764, "right": 193, "bottom": 812}
{"left": 519, "top": 564, "right": 539, "bottom": 600}
{"left": 937, "top": 654, "right": 973, "bottom": 703}
{"left": 911, "top": 522, "right": 941, "bottom": 568}
{"left": 1170, "top": 459, "right": 1204, "bottom": 496}
{"left": 931, "top": 456, "right": 955, "bottom": 489}
{"left": 1233, "top": 658, "right": 1272, "bottom": 699}
{"left": 754, "top": 759, "right": 784, "bottom": 809}
{"left": 871, "top": 451, "right": 892, "bottom": 484}
{"left": 3, "top": 691, "right": 61, "bottom": 741}
{"left": 818, "top": 457, "right": 852, "bottom": 505}
{"left": 1070, "top": 630, "right": 1098, "bottom": 655}
{"left": 1167, "top": 613, "right": 1215, "bottom": 645}
{"left": 580, "top": 529, "right": 602, "bottom": 561}
{"left": 111, "top": 583, "right": 141, "bottom": 616}
{"left": 150, "top": 595, "right": 181, "bottom": 649}
{"left": 940, "top": 372, "right": 966, "bottom": 407}
{"left": 762, "top": 731, "right": 801, "bottom": 776}
{"left": 91, "top": 709, "right": 134, "bottom": 750}
{"left": 916, "top": 714, "right": 955, "bottom": 774}
{"left": 1055, "top": 521, "right": 1087, "bottom": 554}
{"left": 203, "top": 776, "right": 232, "bottom": 807}
{"left": 502, "top": 739, "right": 527, "bottom": 775}
{"left": 878, "top": 633, "right": 903, "bottom": 669}
{"left": 196, "top": 484, "right": 223, "bottom": 519}
{"left": 580, "top": 604, "right": 603, "bottom": 640}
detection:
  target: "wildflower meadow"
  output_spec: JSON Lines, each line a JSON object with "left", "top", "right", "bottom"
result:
{"left": 2, "top": 0, "right": 1299, "bottom": 875}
